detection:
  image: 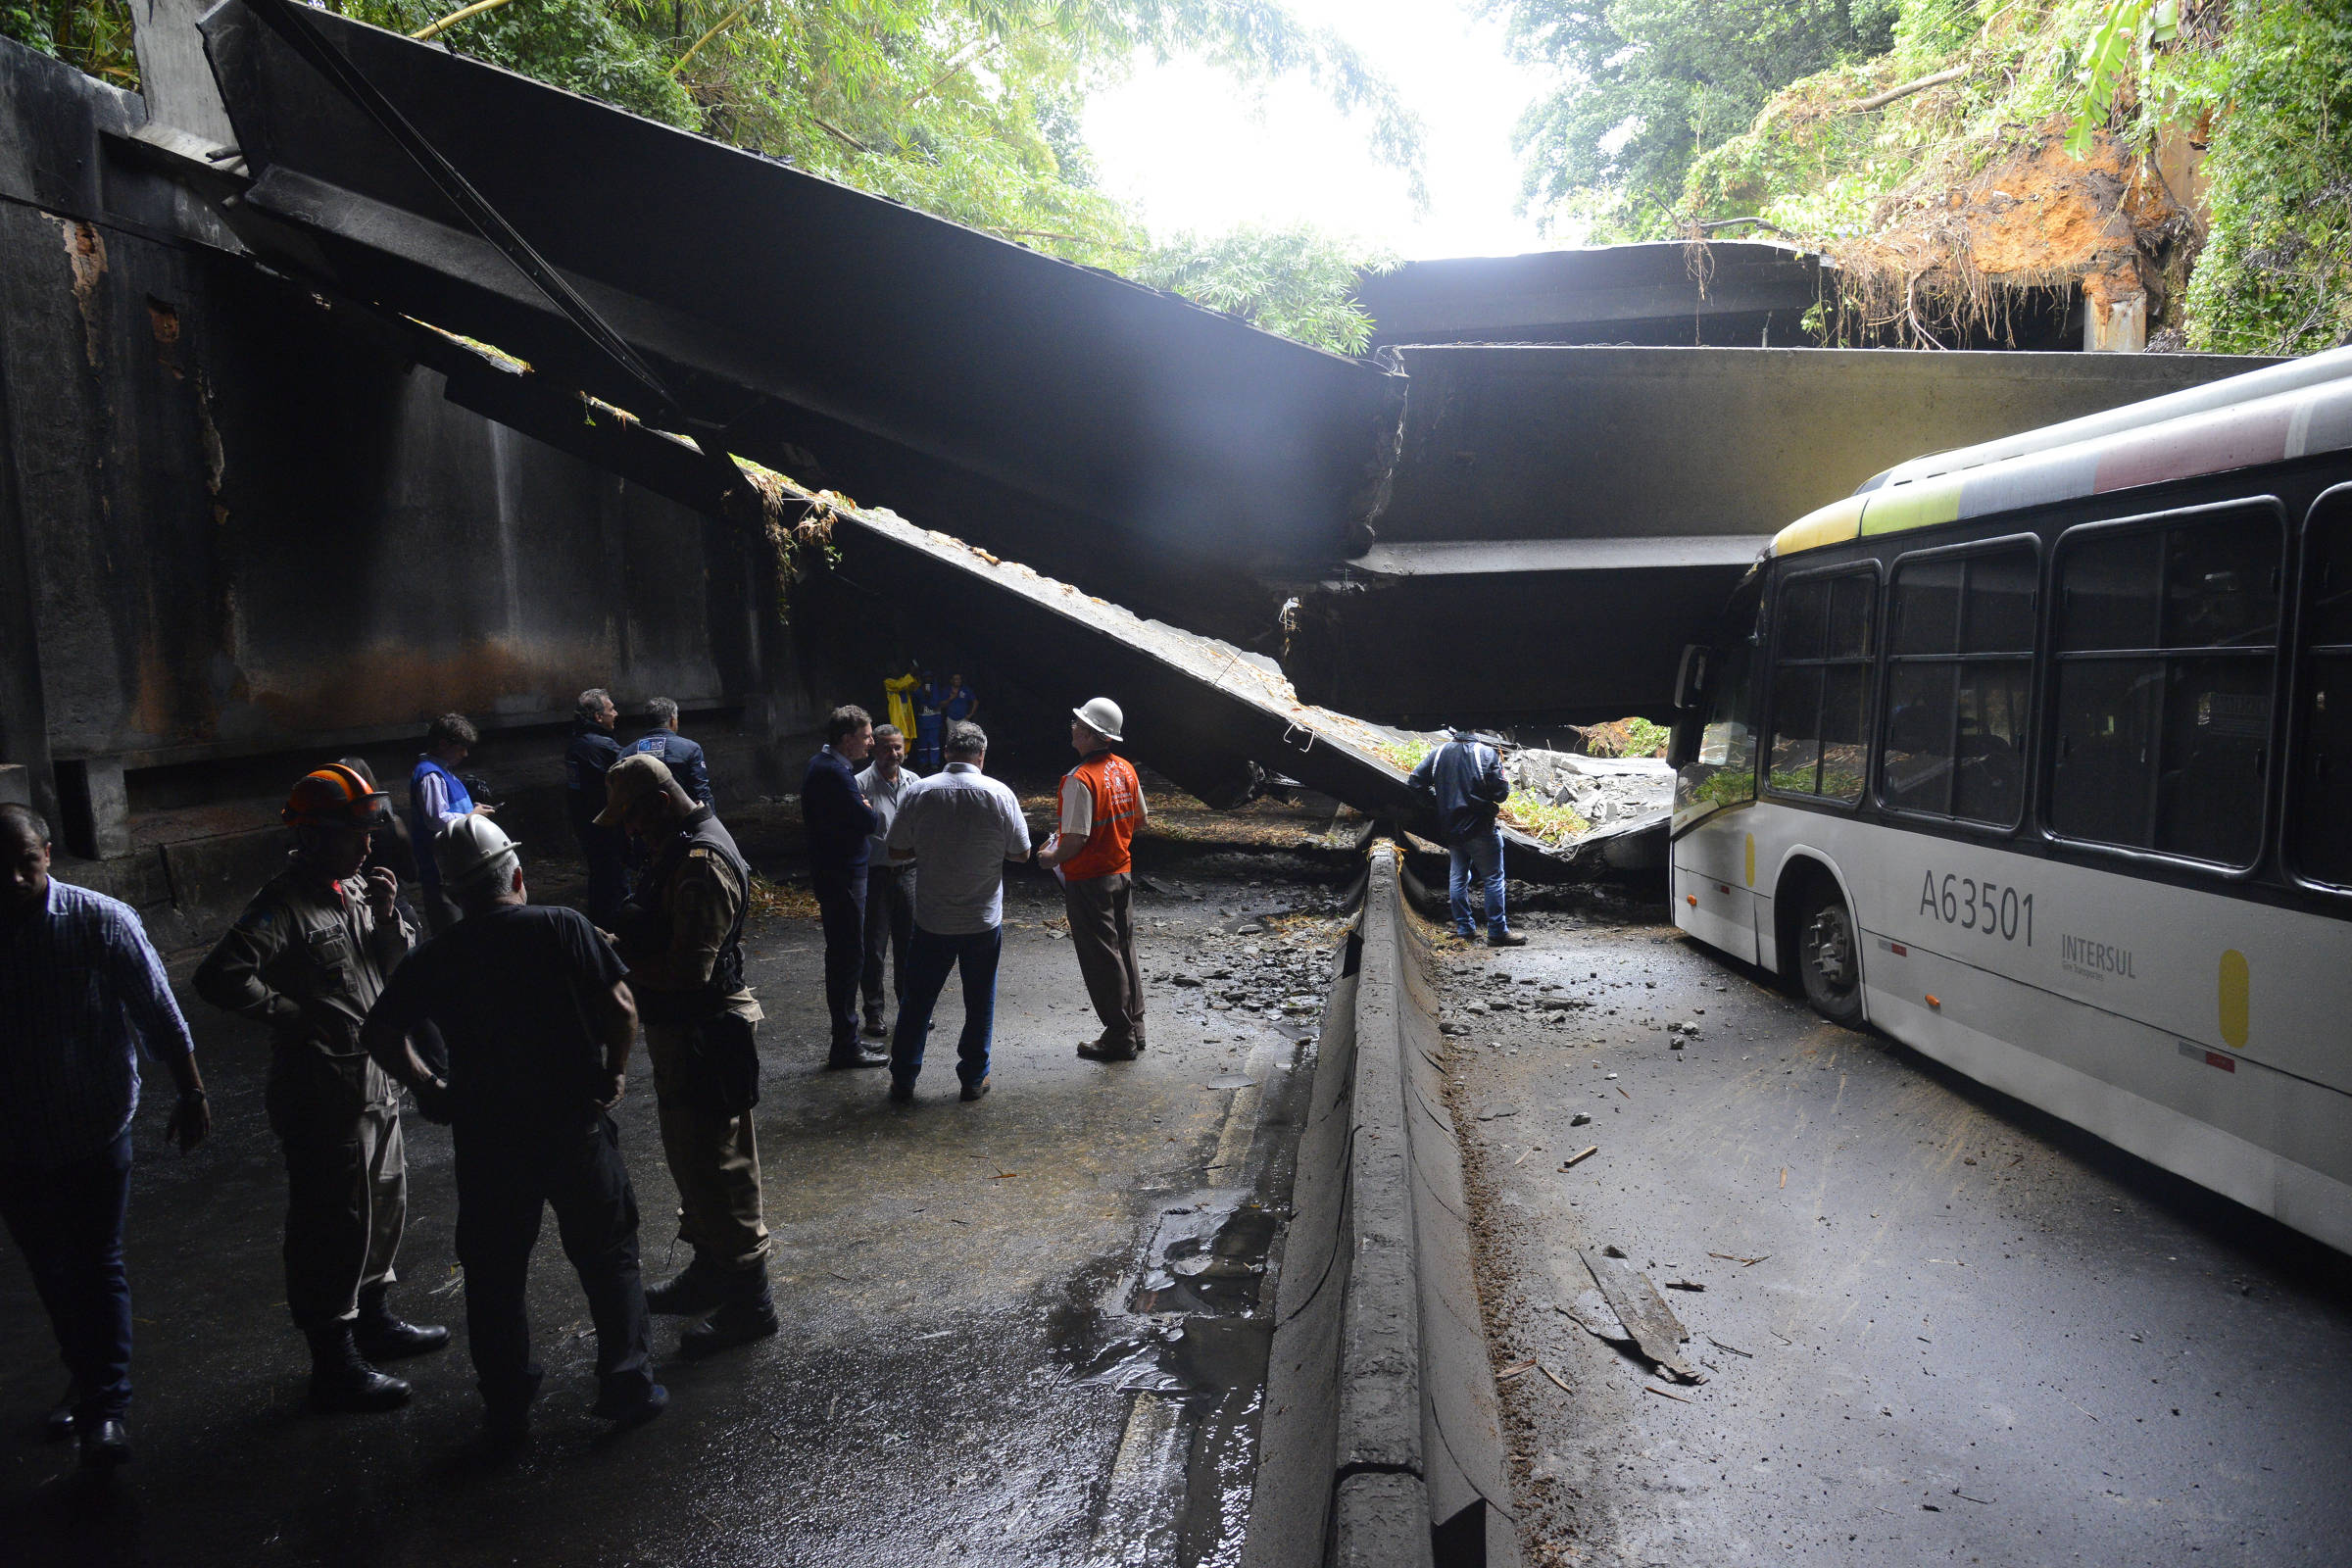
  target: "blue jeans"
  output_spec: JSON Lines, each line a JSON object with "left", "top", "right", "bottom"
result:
{"left": 1448, "top": 826, "right": 1507, "bottom": 936}
{"left": 0, "top": 1133, "right": 134, "bottom": 1420}
{"left": 889, "top": 925, "right": 1003, "bottom": 1088}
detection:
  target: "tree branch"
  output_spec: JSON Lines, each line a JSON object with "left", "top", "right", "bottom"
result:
{"left": 411, "top": 0, "right": 518, "bottom": 44}
{"left": 667, "top": 0, "right": 751, "bottom": 77}
{"left": 1846, "top": 66, "right": 1966, "bottom": 114}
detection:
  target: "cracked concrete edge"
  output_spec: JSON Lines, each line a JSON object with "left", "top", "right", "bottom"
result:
{"left": 1245, "top": 843, "right": 1519, "bottom": 1568}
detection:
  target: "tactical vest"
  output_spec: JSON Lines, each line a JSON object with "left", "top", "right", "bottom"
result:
{"left": 619, "top": 806, "right": 750, "bottom": 1016}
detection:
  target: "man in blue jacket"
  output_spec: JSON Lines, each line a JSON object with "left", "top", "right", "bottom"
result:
{"left": 628, "top": 698, "right": 710, "bottom": 807}
{"left": 411, "top": 712, "right": 492, "bottom": 934}
{"left": 1409, "top": 729, "right": 1527, "bottom": 948}
{"left": 566, "top": 689, "right": 628, "bottom": 928}
{"left": 802, "top": 706, "right": 887, "bottom": 1068}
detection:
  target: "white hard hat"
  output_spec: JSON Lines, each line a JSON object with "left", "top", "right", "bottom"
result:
{"left": 437, "top": 812, "right": 520, "bottom": 890}
{"left": 1073, "top": 697, "right": 1124, "bottom": 743}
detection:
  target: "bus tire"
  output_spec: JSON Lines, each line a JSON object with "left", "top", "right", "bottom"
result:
{"left": 1794, "top": 882, "right": 1865, "bottom": 1028}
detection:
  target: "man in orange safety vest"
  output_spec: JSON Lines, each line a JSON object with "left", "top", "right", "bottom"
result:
{"left": 1037, "top": 697, "right": 1150, "bottom": 1062}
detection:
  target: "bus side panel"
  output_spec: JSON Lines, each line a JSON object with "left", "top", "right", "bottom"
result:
{"left": 1671, "top": 807, "right": 1759, "bottom": 964}
{"left": 1866, "top": 946, "right": 2352, "bottom": 1253}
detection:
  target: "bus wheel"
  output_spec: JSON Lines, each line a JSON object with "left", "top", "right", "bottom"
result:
{"left": 1796, "top": 884, "right": 1864, "bottom": 1027}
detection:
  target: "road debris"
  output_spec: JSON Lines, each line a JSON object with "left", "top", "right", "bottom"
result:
{"left": 1704, "top": 1334, "right": 1753, "bottom": 1358}
{"left": 1580, "top": 1249, "right": 1706, "bottom": 1384}
{"left": 1541, "top": 1364, "right": 1573, "bottom": 1394}
{"left": 1496, "top": 1359, "right": 1539, "bottom": 1381}
{"left": 1662, "top": 1279, "right": 1706, "bottom": 1292}
{"left": 1643, "top": 1384, "right": 1694, "bottom": 1404}
{"left": 1708, "top": 1251, "right": 1770, "bottom": 1266}
{"left": 1570, "top": 1111, "right": 1592, "bottom": 1126}
{"left": 1560, "top": 1146, "right": 1599, "bottom": 1169}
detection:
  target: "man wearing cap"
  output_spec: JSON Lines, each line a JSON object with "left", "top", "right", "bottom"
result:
{"left": 601, "top": 753, "right": 777, "bottom": 1355}
{"left": 195, "top": 765, "right": 448, "bottom": 1412}
{"left": 361, "top": 815, "right": 663, "bottom": 1447}
{"left": 1038, "top": 698, "right": 1151, "bottom": 1062}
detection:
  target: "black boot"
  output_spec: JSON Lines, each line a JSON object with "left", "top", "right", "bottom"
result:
{"left": 679, "top": 1270, "right": 779, "bottom": 1359}
{"left": 645, "top": 1253, "right": 726, "bottom": 1317}
{"left": 355, "top": 1285, "right": 450, "bottom": 1360}
{"left": 307, "top": 1324, "right": 413, "bottom": 1413}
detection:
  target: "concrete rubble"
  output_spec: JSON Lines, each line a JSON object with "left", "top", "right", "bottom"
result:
{"left": 1502, "top": 748, "right": 1674, "bottom": 829}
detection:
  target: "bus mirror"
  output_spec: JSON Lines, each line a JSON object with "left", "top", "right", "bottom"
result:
{"left": 1674, "top": 644, "right": 1714, "bottom": 711}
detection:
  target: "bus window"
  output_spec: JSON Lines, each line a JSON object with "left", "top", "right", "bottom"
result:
{"left": 2289, "top": 491, "right": 2352, "bottom": 887}
{"left": 1881, "top": 544, "right": 2036, "bottom": 826}
{"left": 2050, "top": 504, "right": 2283, "bottom": 866}
{"left": 1674, "top": 577, "right": 1759, "bottom": 828}
{"left": 1768, "top": 567, "right": 1876, "bottom": 804}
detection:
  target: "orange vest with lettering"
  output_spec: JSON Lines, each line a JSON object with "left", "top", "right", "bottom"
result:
{"left": 1061, "top": 752, "right": 1143, "bottom": 881}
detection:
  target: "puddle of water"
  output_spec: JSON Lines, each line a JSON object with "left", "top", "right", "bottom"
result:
{"left": 1129, "top": 1198, "right": 1278, "bottom": 1316}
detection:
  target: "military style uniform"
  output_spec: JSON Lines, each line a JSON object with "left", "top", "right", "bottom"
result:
{"left": 617, "top": 806, "right": 767, "bottom": 1275}
{"left": 195, "top": 857, "right": 413, "bottom": 1329}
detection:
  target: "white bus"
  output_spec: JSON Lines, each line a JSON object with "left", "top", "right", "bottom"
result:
{"left": 1669, "top": 348, "right": 2352, "bottom": 1252}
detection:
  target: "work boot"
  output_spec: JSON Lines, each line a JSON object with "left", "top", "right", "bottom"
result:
{"left": 679, "top": 1272, "right": 779, "bottom": 1359}
{"left": 355, "top": 1285, "right": 450, "bottom": 1360}
{"left": 1489, "top": 929, "right": 1528, "bottom": 948}
{"left": 307, "top": 1324, "right": 413, "bottom": 1413}
{"left": 959, "top": 1077, "right": 991, "bottom": 1102}
{"left": 1076, "top": 1038, "right": 1138, "bottom": 1062}
{"left": 77, "top": 1417, "right": 131, "bottom": 1471}
{"left": 644, "top": 1254, "right": 726, "bottom": 1317}
{"left": 827, "top": 1042, "right": 891, "bottom": 1070}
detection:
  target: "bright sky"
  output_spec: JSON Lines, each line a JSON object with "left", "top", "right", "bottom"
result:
{"left": 1082, "top": 0, "right": 1556, "bottom": 262}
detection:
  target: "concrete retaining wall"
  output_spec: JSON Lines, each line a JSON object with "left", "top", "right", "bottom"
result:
{"left": 1248, "top": 844, "right": 1518, "bottom": 1568}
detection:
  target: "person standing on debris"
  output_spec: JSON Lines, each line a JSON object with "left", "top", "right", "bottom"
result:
{"left": 193, "top": 765, "right": 449, "bottom": 1414}
{"left": 883, "top": 721, "right": 1030, "bottom": 1103}
{"left": 411, "top": 713, "right": 492, "bottom": 934}
{"left": 802, "top": 706, "right": 887, "bottom": 1069}
{"left": 628, "top": 698, "right": 711, "bottom": 807}
{"left": 359, "top": 815, "right": 663, "bottom": 1446}
{"left": 0, "top": 803, "right": 209, "bottom": 1472}
{"left": 600, "top": 754, "right": 778, "bottom": 1355}
{"left": 1409, "top": 729, "right": 1526, "bottom": 948}
{"left": 913, "top": 671, "right": 944, "bottom": 771}
{"left": 566, "top": 688, "right": 629, "bottom": 929}
{"left": 856, "top": 723, "right": 917, "bottom": 1043}
{"left": 1038, "top": 698, "right": 1150, "bottom": 1061}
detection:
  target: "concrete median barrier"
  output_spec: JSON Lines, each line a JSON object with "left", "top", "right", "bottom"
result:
{"left": 1247, "top": 843, "right": 1518, "bottom": 1568}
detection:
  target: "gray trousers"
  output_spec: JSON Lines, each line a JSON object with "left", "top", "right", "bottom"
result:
{"left": 862, "top": 863, "right": 914, "bottom": 1020}
{"left": 1063, "top": 872, "right": 1146, "bottom": 1050}
{"left": 266, "top": 1048, "right": 406, "bottom": 1328}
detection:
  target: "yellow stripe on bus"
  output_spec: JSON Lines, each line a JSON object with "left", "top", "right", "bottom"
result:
{"left": 1768, "top": 494, "right": 1868, "bottom": 557}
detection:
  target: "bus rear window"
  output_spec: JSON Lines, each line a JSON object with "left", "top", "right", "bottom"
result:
{"left": 2049, "top": 504, "right": 2283, "bottom": 867}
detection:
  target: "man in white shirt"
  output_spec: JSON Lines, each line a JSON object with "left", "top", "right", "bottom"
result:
{"left": 881, "top": 723, "right": 1030, "bottom": 1103}
{"left": 854, "top": 724, "right": 918, "bottom": 1040}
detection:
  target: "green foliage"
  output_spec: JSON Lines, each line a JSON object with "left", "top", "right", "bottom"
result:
{"left": 1133, "top": 223, "right": 1396, "bottom": 354}
{"left": 1486, "top": 0, "right": 1900, "bottom": 238}
{"left": 2, "top": 0, "right": 139, "bottom": 84}
{"left": 2062, "top": 0, "right": 2179, "bottom": 157}
{"left": 1500, "top": 788, "right": 1589, "bottom": 843}
{"left": 2182, "top": 0, "right": 2352, "bottom": 353}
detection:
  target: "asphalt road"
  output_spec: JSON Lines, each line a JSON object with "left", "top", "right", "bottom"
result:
{"left": 1437, "top": 897, "right": 2352, "bottom": 1568}
{"left": 0, "top": 811, "right": 1351, "bottom": 1568}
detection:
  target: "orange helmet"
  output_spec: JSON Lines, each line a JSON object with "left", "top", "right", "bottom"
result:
{"left": 283, "top": 764, "right": 392, "bottom": 831}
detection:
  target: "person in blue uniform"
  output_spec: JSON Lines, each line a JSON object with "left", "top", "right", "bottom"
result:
{"left": 627, "top": 698, "right": 710, "bottom": 806}
{"left": 565, "top": 688, "right": 628, "bottom": 928}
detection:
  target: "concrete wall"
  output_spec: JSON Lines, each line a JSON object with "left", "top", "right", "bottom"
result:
{"left": 0, "top": 42, "right": 799, "bottom": 871}
{"left": 1374, "top": 345, "right": 2280, "bottom": 547}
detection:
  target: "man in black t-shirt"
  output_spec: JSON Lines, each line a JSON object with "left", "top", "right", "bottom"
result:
{"left": 360, "top": 816, "right": 663, "bottom": 1447}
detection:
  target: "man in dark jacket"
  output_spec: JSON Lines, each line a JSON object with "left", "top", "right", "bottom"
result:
{"left": 566, "top": 688, "right": 628, "bottom": 928}
{"left": 802, "top": 706, "right": 886, "bottom": 1069}
{"left": 628, "top": 698, "right": 710, "bottom": 806}
{"left": 1408, "top": 729, "right": 1527, "bottom": 947}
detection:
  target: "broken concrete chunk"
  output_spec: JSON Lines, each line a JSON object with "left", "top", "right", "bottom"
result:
{"left": 1570, "top": 1112, "right": 1592, "bottom": 1127}
{"left": 1560, "top": 1289, "right": 1629, "bottom": 1343}
{"left": 1580, "top": 1248, "right": 1706, "bottom": 1385}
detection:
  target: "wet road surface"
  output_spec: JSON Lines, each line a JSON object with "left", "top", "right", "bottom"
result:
{"left": 0, "top": 807, "right": 1353, "bottom": 1567}
{"left": 1438, "top": 896, "right": 2352, "bottom": 1567}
